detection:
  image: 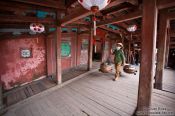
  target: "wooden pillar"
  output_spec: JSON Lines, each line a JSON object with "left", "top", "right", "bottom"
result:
{"left": 154, "top": 13, "right": 168, "bottom": 90}
{"left": 136, "top": 0, "right": 157, "bottom": 115}
{"left": 128, "top": 35, "right": 131, "bottom": 63}
{"left": 101, "top": 38, "right": 105, "bottom": 63}
{"left": 165, "top": 27, "right": 170, "bottom": 68}
{"left": 55, "top": 26, "right": 62, "bottom": 84}
{"left": 87, "top": 27, "right": 93, "bottom": 70}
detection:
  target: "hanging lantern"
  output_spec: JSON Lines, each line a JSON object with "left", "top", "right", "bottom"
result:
{"left": 78, "top": 0, "right": 110, "bottom": 11}
{"left": 30, "top": 23, "right": 45, "bottom": 33}
{"left": 127, "top": 25, "right": 137, "bottom": 32}
{"left": 78, "top": 0, "right": 111, "bottom": 36}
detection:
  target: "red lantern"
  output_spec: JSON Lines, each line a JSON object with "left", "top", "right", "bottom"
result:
{"left": 127, "top": 25, "right": 137, "bottom": 32}
{"left": 30, "top": 23, "right": 45, "bottom": 33}
{"left": 78, "top": 0, "right": 111, "bottom": 36}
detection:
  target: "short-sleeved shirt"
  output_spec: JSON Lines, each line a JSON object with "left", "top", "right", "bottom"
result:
{"left": 113, "top": 49, "right": 125, "bottom": 64}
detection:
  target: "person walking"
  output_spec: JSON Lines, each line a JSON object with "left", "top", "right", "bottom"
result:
{"left": 112, "top": 43, "right": 125, "bottom": 81}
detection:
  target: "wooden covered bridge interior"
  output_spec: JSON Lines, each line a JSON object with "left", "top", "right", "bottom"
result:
{"left": 0, "top": 0, "right": 175, "bottom": 116}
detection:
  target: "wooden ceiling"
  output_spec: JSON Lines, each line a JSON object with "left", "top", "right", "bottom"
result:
{"left": 0, "top": 0, "right": 175, "bottom": 49}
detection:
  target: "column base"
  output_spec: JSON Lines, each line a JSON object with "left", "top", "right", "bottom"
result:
{"left": 154, "top": 83, "right": 162, "bottom": 90}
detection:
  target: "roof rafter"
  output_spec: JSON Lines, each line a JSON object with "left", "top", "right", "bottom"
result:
{"left": 61, "top": 0, "right": 138, "bottom": 26}
{"left": 98, "top": 26, "right": 121, "bottom": 35}
{"left": 0, "top": 15, "right": 55, "bottom": 24}
{"left": 97, "top": 10, "right": 142, "bottom": 27}
{"left": 9, "top": 0, "right": 66, "bottom": 9}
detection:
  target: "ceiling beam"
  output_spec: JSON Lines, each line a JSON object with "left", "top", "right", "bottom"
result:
{"left": 170, "top": 41, "right": 175, "bottom": 45}
{"left": 170, "top": 30, "right": 175, "bottom": 37}
{"left": 61, "top": 6, "right": 92, "bottom": 26}
{"left": 170, "top": 45, "right": 175, "bottom": 49}
{"left": 157, "top": 0, "right": 175, "bottom": 9}
{"left": 98, "top": 26, "right": 120, "bottom": 35}
{"left": 61, "top": 0, "right": 137, "bottom": 26}
{"left": 0, "top": 15, "right": 56, "bottom": 24}
{"left": 0, "top": 1, "right": 57, "bottom": 13}
{"left": 97, "top": 10, "right": 142, "bottom": 27}
{"left": 9, "top": 0, "right": 66, "bottom": 9}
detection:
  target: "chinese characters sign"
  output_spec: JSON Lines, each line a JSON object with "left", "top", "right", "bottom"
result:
{"left": 61, "top": 42, "right": 71, "bottom": 57}
{"left": 20, "top": 48, "right": 32, "bottom": 58}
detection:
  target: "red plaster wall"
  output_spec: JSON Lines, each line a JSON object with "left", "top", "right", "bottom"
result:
{"left": 0, "top": 36, "right": 46, "bottom": 90}
{"left": 61, "top": 33, "right": 74, "bottom": 70}
{"left": 79, "top": 34, "right": 89, "bottom": 65}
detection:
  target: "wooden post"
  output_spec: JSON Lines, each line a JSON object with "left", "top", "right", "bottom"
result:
{"left": 55, "top": 26, "right": 62, "bottom": 84}
{"left": 87, "top": 27, "right": 93, "bottom": 70}
{"left": 128, "top": 34, "right": 131, "bottom": 63}
{"left": 136, "top": 0, "right": 157, "bottom": 115}
{"left": 101, "top": 37, "right": 105, "bottom": 63}
{"left": 165, "top": 27, "right": 170, "bottom": 68}
{"left": 54, "top": 11, "right": 62, "bottom": 84}
{"left": 154, "top": 12, "right": 168, "bottom": 90}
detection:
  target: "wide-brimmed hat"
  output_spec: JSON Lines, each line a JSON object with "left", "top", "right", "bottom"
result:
{"left": 117, "top": 43, "right": 123, "bottom": 47}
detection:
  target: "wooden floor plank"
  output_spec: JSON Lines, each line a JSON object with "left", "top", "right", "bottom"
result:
{"left": 47, "top": 89, "right": 87, "bottom": 116}
{"left": 29, "top": 103, "right": 42, "bottom": 116}
{"left": 57, "top": 88, "right": 99, "bottom": 116}
{"left": 66, "top": 86, "right": 120, "bottom": 116}
{"left": 65, "top": 87, "right": 112, "bottom": 116}
{"left": 68, "top": 83, "right": 134, "bottom": 116}
{"left": 2, "top": 64, "right": 175, "bottom": 116}
{"left": 70, "top": 79, "right": 137, "bottom": 105}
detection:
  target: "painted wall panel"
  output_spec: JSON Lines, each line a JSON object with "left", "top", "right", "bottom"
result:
{"left": 0, "top": 36, "right": 46, "bottom": 90}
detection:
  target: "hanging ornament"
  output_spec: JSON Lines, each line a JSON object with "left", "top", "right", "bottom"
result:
{"left": 30, "top": 23, "right": 45, "bottom": 33}
{"left": 78, "top": 0, "right": 111, "bottom": 36}
{"left": 78, "top": 0, "right": 110, "bottom": 11}
{"left": 92, "top": 16, "right": 97, "bottom": 35}
{"left": 127, "top": 25, "right": 137, "bottom": 32}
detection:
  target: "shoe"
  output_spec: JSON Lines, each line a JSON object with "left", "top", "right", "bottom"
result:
{"left": 113, "top": 77, "right": 118, "bottom": 81}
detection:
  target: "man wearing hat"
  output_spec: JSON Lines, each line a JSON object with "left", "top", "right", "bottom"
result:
{"left": 112, "top": 43, "right": 125, "bottom": 81}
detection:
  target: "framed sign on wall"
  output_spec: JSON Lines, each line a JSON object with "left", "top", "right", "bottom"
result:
{"left": 20, "top": 48, "right": 32, "bottom": 58}
{"left": 61, "top": 41, "right": 71, "bottom": 57}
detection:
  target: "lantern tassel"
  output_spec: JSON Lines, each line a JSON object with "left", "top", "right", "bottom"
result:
{"left": 94, "top": 20, "right": 96, "bottom": 36}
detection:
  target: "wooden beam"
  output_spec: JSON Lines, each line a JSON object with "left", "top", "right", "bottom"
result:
{"left": 136, "top": 0, "right": 157, "bottom": 115}
{"left": 72, "top": 20, "right": 90, "bottom": 25}
{"left": 170, "top": 45, "right": 175, "bottom": 49}
{"left": 0, "top": 1, "right": 58, "bottom": 13}
{"left": 157, "top": 0, "right": 175, "bottom": 9}
{"left": 0, "top": 15, "right": 55, "bottom": 24}
{"left": 97, "top": 10, "right": 142, "bottom": 27}
{"left": 170, "top": 41, "right": 175, "bottom": 45}
{"left": 0, "top": 24, "right": 29, "bottom": 29}
{"left": 61, "top": 0, "right": 131, "bottom": 26}
{"left": 87, "top": 27, "right": 93, "bottom": 70}
{"left": 9, "top": 0, "right": 65, "bottom": 9}
{"left": 61, "top": 6, "right": 92, "bottom": 26}
{"left": 105, "top": 0, "right": 138, "bottom": 9}
{"left": 102, "top": 2, "right": 132, "bottom": 15}
{"left": 170, "top": 28, "right": 175, "bottom": 38}
{"left": 99, "top": 26, "right": 120, "bottom": 34}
